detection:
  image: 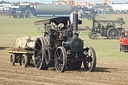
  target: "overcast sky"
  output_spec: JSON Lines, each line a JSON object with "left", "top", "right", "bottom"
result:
{"left": 1, "top": 0, "right": 128, "bottom": 4}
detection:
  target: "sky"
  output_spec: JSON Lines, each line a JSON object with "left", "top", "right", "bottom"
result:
{"left": 1, "top": 0, "right": 128, "bottom": 4}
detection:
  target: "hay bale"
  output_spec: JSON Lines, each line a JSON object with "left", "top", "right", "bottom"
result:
{"left": 15, "top": 36, "right": 38, "bottom": 49}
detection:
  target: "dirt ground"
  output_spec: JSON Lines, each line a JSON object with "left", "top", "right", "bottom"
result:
{"left": 0, "top": 49, "right": 128, "bottom": 85}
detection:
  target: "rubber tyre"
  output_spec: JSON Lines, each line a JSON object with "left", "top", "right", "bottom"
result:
{"left": 21, "top": 54, "right": 28, "bottom": 67}
{"left": 10, "top": 54, "right": 16, "bottom": 66}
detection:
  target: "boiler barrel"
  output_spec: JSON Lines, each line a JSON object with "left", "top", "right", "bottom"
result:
{"left": 35, "top": 5, "right": 72, "bottom": 16}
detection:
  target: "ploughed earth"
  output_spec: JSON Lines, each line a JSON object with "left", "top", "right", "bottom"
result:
{"left": 0, "top": 48, "right": 128, "bottom": 85}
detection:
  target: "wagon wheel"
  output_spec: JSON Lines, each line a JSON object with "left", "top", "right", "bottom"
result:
{"left": 88, "top": 32, "right": 98, "bottom": 39}
{"left": 83, "top": 47, "right": 96, "bottom": 72}
{"left": 21, "top": 54, "right": 28, "bottom": 67}
{"left": 67, "top": 61, "right": 82, "bottom": 70}
{"left": 34, "top": 37, "right": 48, "bottom": 70}
{"left": 54, "top": 47, "right": 67, "bottom": 72}
{"left": 107, "top": 28, "right": 120, "bottom": 39}
{"left": 10, "top": 54, "right": 16, "bottom": 66}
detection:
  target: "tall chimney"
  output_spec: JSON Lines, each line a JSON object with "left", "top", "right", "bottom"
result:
{"left": 73, "top": 11, "right": 78, "bottom": 32}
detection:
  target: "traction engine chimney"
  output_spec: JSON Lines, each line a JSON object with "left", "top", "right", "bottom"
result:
{"left": 73, "top": 11, "right": 78, "bottom": 32}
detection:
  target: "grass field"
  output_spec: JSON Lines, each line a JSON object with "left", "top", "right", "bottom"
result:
{"left": 0, "top": 15, "right": 128, "bottom": 85}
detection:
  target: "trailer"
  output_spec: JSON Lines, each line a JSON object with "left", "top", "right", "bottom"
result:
{"left": 8, "top": 48, "right": 33, "bottom": 67}
{"left": 8, "top": 36, "right": 37, "bottom": 67}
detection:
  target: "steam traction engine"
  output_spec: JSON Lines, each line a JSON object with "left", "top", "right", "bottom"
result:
{"left": 34, "top": 12, "right": 96, "bottom": 72}
{"left": 88, "top": 18, "right": 125, "bottom": 39}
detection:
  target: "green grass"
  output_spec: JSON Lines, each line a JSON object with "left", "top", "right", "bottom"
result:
{"left": 0, "top": 15, "right": 128, "bottom": 64}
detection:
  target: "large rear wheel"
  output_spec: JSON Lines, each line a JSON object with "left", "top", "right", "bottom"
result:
{"left": 54, "top": 47, "right": 67, "bottom": 72}
{"left": 107, "top": 28, "right": 120, "bottom": 39}
{"left": 83, "top": 47, "right": 96, "bottom": 72}
{"left": 34, "top": 37, "right": 48, "bottom": 70}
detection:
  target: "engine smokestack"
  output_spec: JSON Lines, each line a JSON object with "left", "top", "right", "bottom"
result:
{"left": 73, "top": 11, "right": 78, "bottom": 32}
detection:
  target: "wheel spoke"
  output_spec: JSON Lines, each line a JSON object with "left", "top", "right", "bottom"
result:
{"left": 36, "top": 42, "right": 42, "bottom": 48}
{"left": 36, "top": 60, "right": 41, "bottom": 67}
{"left": 57, "top": 51, "right": 60, "bottom": 57}
{"left": 84, "top": 61, "right": 89, "bottom": 70}
{"left": 35, "top": 56, "right": 41, "bottom": 61}
{"left": 35, "top": 49, "right": 41, "bottom": 52}
{"left": 90, "top": 62, "right": 93, "bottom": 66}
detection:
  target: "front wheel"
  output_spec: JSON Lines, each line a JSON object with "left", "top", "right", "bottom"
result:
{"left": 54, "top": 47, "right": 67, "bottom": 72}
{"left": 83, "top": 47, "right": 96, "bottom": 72}
{"left": 88, "top": 32, "right": 98, "bottom": 39}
